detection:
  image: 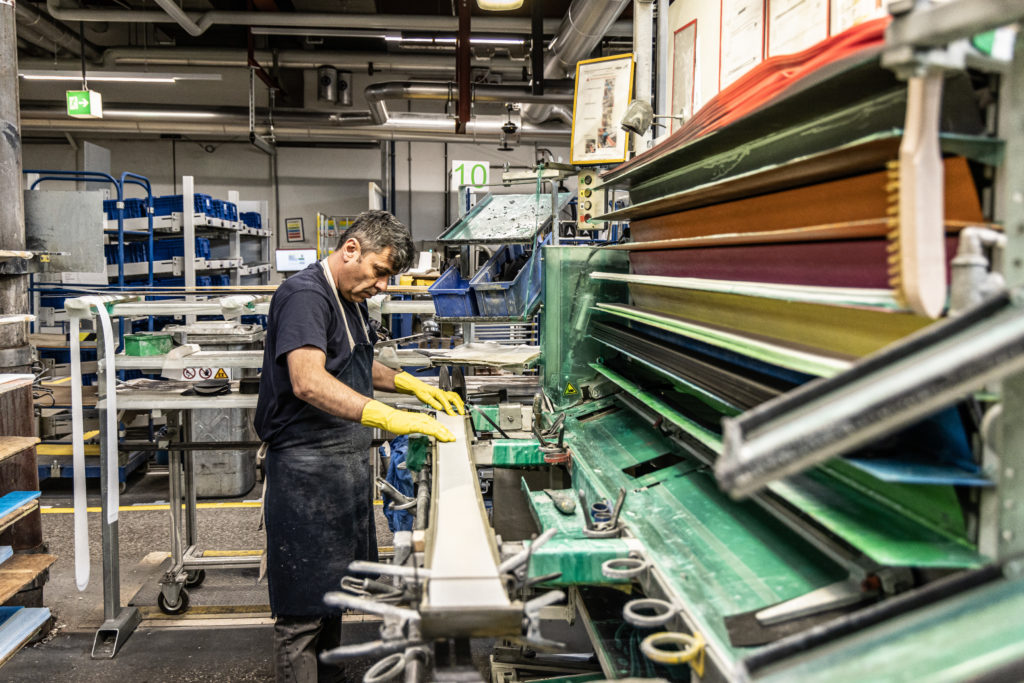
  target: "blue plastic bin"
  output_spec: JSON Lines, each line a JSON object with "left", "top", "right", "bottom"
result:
{"left": 428, "top": 265, "right": 478, "bottom": 318}
{"left": 469, "top": 236, "right": 548, "bottom": 317}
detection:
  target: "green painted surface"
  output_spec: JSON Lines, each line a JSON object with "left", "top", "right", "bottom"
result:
{"left": 556, "top": 408, "right": 845, "bottom": 661}
{"left": 491, "top": 439, "right": 545, "bottom": 467}
{"left": 523, "top": 485, "right": 631, "bottom": 586}
{"left": 589, "top": 362, "right": 723, "bottom": 452}
{"left": 586, "top": 362, "right": 982, "bottom": 569}
{"left": 756, "top": 576, "right": 1024, "bottom": 682}
{"left": 470, "top": 405, "right": 501, "bottom": 433}
{"left": 769, "top": 468, "right": 982, "bottom": 569}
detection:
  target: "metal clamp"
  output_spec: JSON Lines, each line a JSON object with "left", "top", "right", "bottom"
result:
{"left": 640, "top": 630, "right": 705, "bottom": 677}
{"left": 376, "top": 477, "right": 417, "bottom": 511}
{"left": 601, "top": 556, "right": 649, "bottom": 580}
{"left": 623, "top": 598, "right": 678, "bottom": 628}
{"left": 579, "top": 487, "right": 626, "bottom": 538}
{"left": 363, "top": 652, "right": 405, "bottom": 683}
{"left": 522, "top": 589, "right": 567, "bottom": 649}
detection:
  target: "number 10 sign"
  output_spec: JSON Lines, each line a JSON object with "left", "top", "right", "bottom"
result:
{"left": 451, "top": 160, "right": 489, "bottom": 190}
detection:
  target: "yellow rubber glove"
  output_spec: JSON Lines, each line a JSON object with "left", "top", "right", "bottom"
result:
{"left": 393, "top": 371, "right": 466, "bottom": 416}
{"left": 361, "top": 400, "right": 455, "bottom": 442}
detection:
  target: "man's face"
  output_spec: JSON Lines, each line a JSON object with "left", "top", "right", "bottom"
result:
{"left": 338, "top": 239, "right": 393, "bottom": 303}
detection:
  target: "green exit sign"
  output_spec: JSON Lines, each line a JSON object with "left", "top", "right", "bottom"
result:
{"left": 66, "top": 90, "right": 103, "bottom": 119}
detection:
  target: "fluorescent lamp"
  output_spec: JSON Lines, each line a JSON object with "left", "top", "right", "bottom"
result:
{"left": 477, "top": 0, "right": 524, "bottom": 9}
{"left": 104, "top": 109, "right": 221, "bottom": 118}
{"left": 19, "top": 70, "right": 222, "bottom": 83}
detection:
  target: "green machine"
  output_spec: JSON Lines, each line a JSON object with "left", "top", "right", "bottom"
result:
{"left": 505, "top": 5, "right": 1024, "bottom": 680}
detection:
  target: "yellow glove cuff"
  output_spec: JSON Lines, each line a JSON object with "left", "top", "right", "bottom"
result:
{"left": 360, "top": 399, "right": 396, "bottom": 431}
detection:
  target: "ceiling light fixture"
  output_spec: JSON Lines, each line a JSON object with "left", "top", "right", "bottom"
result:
{"left": 103, "top": 109, "right": 221, "bottom": 118}
{"left": 19, "top": 70, "right": 222, "bottom": 83}
{"left": 477, "top": 0, "right": 524, "bottom": 9}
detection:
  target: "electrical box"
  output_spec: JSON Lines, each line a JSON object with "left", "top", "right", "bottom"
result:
{"left": 576, "top": 170, "right": 607, "bottom": 231}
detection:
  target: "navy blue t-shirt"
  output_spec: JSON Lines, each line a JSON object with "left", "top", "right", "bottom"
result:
{"left": 254, "top": 262, "right": 372, "bottom": 447}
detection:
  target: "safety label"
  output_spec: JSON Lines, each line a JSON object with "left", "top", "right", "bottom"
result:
{"left": 563, "top": 382, "right": 578, "bottom": 397}
{"left": 180, "top": 367, "right": 230, "bottom": 381}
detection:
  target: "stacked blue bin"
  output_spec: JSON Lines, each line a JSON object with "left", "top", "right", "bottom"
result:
{"left": 240, "top": 212, "right": 262, "bottom": 229}
{"left": 153, "top": 193, "right": 213, "bottom": 216}
{"left": 468, "top": 234, "right": 549, "bottom": 318}
{"left": 428, "top": 266, "right": 478, "bottom": 318}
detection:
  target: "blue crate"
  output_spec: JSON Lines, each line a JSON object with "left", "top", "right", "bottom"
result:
{"left": 103, "top": 197, "right": 149, "bottom": 220}
{"left": 223, "top": 202, "right": 238, "bottom": 221}
{"left": 469, "top": 236, "right": 548, "bottom": 318}
{"left": 152, "top": 238, "right": 210, "bottom": 260}
{"left": 214, "top": 274, "right": 230, "bottom": 286}
{"left": 153, "top": 193, "right": 212, "bottom": 216}
{"left": 196, "top": 275, "right": 212, "bottom": 287}
{"left": 240, "top": 212, "right": 261, "bottom": 229}
{"left": 428, "top": 265, "right": 478, "bottom": 318}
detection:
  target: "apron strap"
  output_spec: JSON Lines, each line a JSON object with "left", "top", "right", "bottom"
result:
{"left": 320, "top": 258, "right": 372, "bottom": 347}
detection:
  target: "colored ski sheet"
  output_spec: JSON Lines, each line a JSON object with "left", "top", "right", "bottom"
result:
{"left": 627, "top": 237, "right": 959, "bottom": 290}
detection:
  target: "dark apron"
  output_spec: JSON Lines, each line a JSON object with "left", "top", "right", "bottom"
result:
{"left": 263, "top": 261, "right": 378, "bottom": 617}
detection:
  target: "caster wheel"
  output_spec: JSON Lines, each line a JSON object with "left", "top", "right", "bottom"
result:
{"left": 157, "top": 588, "right": 190, "bottom": 615}
{"left": 118, "top": 482, "right": 127, "bottom": 494}
{"left": 184, "top": 569, "right": 206, "bottom": 588}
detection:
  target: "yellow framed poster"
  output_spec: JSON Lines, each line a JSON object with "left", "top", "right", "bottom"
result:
{"left": 570, "top": 53, "right": 635, "bottom": 166}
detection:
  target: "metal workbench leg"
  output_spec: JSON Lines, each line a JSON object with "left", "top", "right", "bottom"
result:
{"left": 168, "top": 439, "right": 184, "bottom": 570}
{"left": 92, "top": 324, "right": 141, "bottom": 658}
{"left": 183, "top": 420, "right": 198, "bottom": 549}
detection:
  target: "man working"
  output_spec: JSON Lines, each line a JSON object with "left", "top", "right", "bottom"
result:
{"left": 254, "top": 210, "right": 464, "bottom": 682}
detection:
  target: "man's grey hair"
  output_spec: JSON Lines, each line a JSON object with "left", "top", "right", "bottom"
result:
{"left": 337, "top": 210, "right": 415, "bottom": 274}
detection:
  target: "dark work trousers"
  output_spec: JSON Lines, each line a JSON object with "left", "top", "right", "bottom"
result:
{"left": 274, "top": 614, "right": 345, "bottom": 682}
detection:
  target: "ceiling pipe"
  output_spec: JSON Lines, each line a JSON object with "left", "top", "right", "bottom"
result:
{"left": 522, "top": 0, "right": 631, "bottom": 123}
{"left": 19, "top": 104, "right": 571, "bottom": 144}
{"left": 152, "top": 0, "right": 203, "bottom": 38}
{"left": 43, "top": 0, "right": 632, "bottom": 38}
{"left": 16, "top": 0, "right": 101, "bottom": 61}
{"left": 15, "top": 24, "right": 63, "bottom": 56}
{"left": 364, "top": 81, "right": 574, "bottom": 125}
{"left": 19, "top": 48, "right": 530, "bottom": 75}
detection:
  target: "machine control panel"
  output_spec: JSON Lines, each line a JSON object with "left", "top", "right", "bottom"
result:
{"left": 577, "top": 170, "right": 607, "bottom": 231}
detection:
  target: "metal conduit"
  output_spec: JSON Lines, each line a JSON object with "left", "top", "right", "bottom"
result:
{"left": 15, "top": 0, "right": 101, "bottom": 61}
{"left": 364, "top": 81, "right": 574, "bottom": 125}
{"left": 521, "top": 0, "right": 631, "bottom": 123}
{"left": 19, "top": 48, "right": 531, "bottom": 75}
{"left": 19, "top": 111, "right": 570, "bottom": 143}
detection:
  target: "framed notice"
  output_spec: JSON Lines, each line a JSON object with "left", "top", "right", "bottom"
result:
{"left": 285, "top": 217, "right": 305, "bottom": 243}
{"left": 719, "top": 0, "right": 765, "bottom": 89}
{"left": 671, "top": 20, "right": 697, "bottom": 133}
{"left": 767, "top": 0, "right": 829, "bottom": 58}
{"left": 570, "top": 53, "right": 635, "bottom": 166}
{"left": 830, "top": 0, "right": 883, "bottom": 35}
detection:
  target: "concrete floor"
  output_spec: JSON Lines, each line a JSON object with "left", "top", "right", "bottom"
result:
{"left": 2, "top": 467, "right": 396, "bottom": 682}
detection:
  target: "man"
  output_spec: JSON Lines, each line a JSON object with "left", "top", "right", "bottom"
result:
{"left": 255, "top": 210, "right": 464, "bottom": 682}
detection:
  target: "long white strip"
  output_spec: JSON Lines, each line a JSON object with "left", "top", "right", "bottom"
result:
{"left": 69, "top": 316, "right": 90, "bottom": 591}
{"left": 426, "top": 414, "right": 510, "bottom": 610}
{"left": 590, "top": 272, "right": 901, "bottom": 309}
{"left": 81, "top": 297, "right": 120, "bottom": 524}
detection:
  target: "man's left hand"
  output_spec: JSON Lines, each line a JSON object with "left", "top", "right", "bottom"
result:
{"left": 393, "top": 371, "right": 466, "bottom": 416}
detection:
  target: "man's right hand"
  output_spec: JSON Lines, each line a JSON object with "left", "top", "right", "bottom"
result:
{"left": 360, "top": 400, "right": 455, "bottom": 442}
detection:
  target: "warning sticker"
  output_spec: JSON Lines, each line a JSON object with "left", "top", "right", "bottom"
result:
{"left": 213, "top": 368, "right": 229, "bottom": 380}
{"left": 563, "top": 382, "right": 578, "bottom": 397}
